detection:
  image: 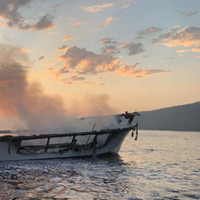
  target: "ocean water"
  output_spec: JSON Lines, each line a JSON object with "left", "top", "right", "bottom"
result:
{"left": 0, "top": 130, "right": 199, "bottom": 200}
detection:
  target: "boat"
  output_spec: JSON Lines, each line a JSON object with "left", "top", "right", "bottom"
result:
{"left": 0, "top": 112, "right": 140, "bottom": 161}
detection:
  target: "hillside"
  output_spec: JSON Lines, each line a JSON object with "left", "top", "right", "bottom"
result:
{"left": 139, "top": 102, "right": 200, "bottom": 132}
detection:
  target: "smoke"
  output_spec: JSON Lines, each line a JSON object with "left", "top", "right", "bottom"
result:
{"left": 0, "top": 44, "right": 71, "bottom": 133}
{"left": 70, "top": 94, "right": 116, "bottom": 117}
{"left": 0, "top": 44, "right": 117, "bottom": 133}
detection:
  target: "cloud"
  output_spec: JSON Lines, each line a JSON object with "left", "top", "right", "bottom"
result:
{"left": 176, "top": 46, "right": 200, "bottom": 54}
{"left": 98, "top": 38, "right": 143, "bottom": 56}
{"left": 197, "top": 55, "right": 200, "bottom": 59}
{"left": 55, "top": 46, "right": 120, "bottom": 75}
{"left": 98, "top": 38, "right": 117, "bottom": 45}
{"left": 56, "top": 73, "right": 105, "bottom": 86}
{"left": 0, "top": 22, "right": 7, "bottom": 27}
{"left": 62, "top": 36, "right": 73, "bottom": 42}
{"left": 55, "top": 46, "right": 169, "bottom": 79}
{"left": 116, "top": 63, "right": 170, "bottom": 77}
{"left": 57, "top": 45, "right": 69, "bottom": 52}
{"left": 70, "top": 76, "right": 85, "bottom": 81}
{"left": 101, "top": 45, "right": 120, "bottom": 55}
{"left": 123, "top": 1, "right": 137, "bottom": 9}
{"left": 174, "top": 25, "right": 180, "bottom": 28}
{"left": 82, "top": 3, "right": 114, "bottom": 13}
{"left": 191, "top": 46, "right": 200, "bottom": 52}
{"left": 0, "top": 44, "right": 120, "bottom": 125}
{"left": 176, "top": 49, "right": 190, "bottom": 53}
{"left": 47, "top": 67, "right": 55, "bottom": 72}
{"left": 0, "top": 1, "right": 54, "bottom": 31}
{"left": 39, "top": 56, "right": 44, "bottom": 61}
{"left": 97, "top": 17, "right": 114, "bottom": 30}
{"left": 30, "top": 15, "right": 54, "bottom": 30}
{"left": 16, "top": 48, "right": 30, "bottom": 54}
{"left": 0, "top": 0, "right": 32, "bottom": 27}
{"left": 122, "top": 42, "right": 145, "bottom": 55}
{"left": 136, "top": 26, "right": 163, "bottom": 39}
{"left": 152, "top": 26, "right": 200, "bottom": 47}
{"left": 61, "top": 79, "right": 103, "bottom": 86}
{"left": 61, "top": 79, "right": 104, "bottom": 86}
{"left": 184, "top": 11, "right": 199, "bottom": 17}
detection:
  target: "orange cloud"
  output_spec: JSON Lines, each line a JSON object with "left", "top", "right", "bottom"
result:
{"left": 153, "top": 26, "right": 200, "bottom": 48}
{"left": 45, "top": 68, "right": 58, "bottom": 77}
{"left": 82, "top": 3, "right": 114, "bottom": 13}
{"left": 55, "top": 46, "right": 170, "bottom": 79}
{"left": 0, "top": 22, "right": 7, "bottom": 27}
{"left": 61, "top": 80, "right": 103, "bottom": 86}
{"left": 117, "top": 64, "right": 170, "bottom": 78}
{"left": 176, "top": 49, "right": 190, "bottom": 53}
{"left": 16, "top": 48, "right": 30, "bottom": 53}
{"left": 98, "top": 38, "right": 117, "bottom": 45}
{"left": 191, "top": 46, "right": 200, "bottom": 52}
{"left": 97, "top": 17, "right": 114, "bottom": 30}
{"left": 47, "top": 68, "right": 55, "bottom": 72}
{"left": 62, "top": 36, "right": 73, "bottom": 42}
{"left": 123, "top": 1, "right": 137, "bottom": 9}
{"left": 57, "top": 45, "right": 70, "bottom": 52}
{"left": 0, "top": 15, "right": 5, "bottom": 19}
{"left": 29, "top": 15, "right": 55, "bottom": 30}
{"left": 101, "top": 45, "right": 120, "bottom": 55}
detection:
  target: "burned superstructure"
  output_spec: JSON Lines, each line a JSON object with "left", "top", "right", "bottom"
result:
{"left": 0, "top": 112, "right": 140, "bottom": 161}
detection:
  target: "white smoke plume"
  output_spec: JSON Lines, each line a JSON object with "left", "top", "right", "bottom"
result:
{"left": 0, "top": 44, "right": 72, "bottom": 133}
{"left": 0, "top": 44, "right": 117, "bottom": 134}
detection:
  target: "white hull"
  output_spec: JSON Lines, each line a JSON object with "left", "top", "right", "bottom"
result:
{"left": 0, "top": 129, "right": 131, "bottom": 161}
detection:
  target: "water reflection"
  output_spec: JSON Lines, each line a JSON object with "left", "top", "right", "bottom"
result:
{"left": 0, "top": 155, "right": 139, "bottom": 199}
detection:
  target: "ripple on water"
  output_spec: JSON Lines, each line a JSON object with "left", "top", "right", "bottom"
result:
{"left": 0, "top": 131, "right": 200, "bottom": 200}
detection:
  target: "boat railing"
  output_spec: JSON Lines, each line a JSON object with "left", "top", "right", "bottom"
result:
{"left": 0, "top": 126, "right": 137, "bottom": 156}
{"left": 0, "top": 111, "right": 140, "bottom": 156}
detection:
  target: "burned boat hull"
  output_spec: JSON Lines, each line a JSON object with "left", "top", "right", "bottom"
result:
{"left": 0, "top": 111, "right": 140, "bottom": 161}
{"left": 0, "top": 128, "right": 133, "bottom": 161}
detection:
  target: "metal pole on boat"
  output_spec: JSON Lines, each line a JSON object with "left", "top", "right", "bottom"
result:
{"left": 135, "top": 121, "right": 139, "bottom": 140}
{"left": 85, "top": 123, "right": 96, "bottom": 145}
{"left": 92, "top": 135, "right": 98, "bottom": 159}
{"left": 91, "top": 123, "right": 96, "bottom": 132}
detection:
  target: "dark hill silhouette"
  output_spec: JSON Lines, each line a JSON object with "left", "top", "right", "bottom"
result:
{"left": 139, "top": 102, "right": 200, "bottom": 131}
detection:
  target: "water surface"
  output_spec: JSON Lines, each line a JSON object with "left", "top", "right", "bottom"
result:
{"left": 0, "top": 130, "right": 199, "bottom": 200}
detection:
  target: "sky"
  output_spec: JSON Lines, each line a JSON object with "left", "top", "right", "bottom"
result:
{"left": 0, "top": 0, "right": 200, "bottom": 126}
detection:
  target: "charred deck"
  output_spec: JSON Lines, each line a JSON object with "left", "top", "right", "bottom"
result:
{"left": 0, "top": 126, "right": 137, "bottom": 157}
